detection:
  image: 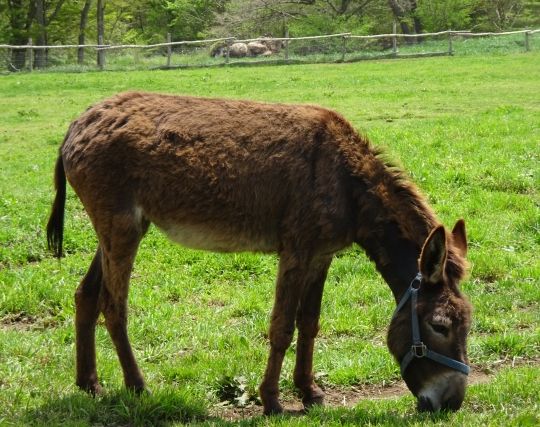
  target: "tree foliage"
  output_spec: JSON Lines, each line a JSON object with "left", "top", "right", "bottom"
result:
{"left": 416, "top": 0, "right": 476, "bottom": 32}
{"left": 213, "top": 1, "right": 394, "bottom": 38}
{"left": 474, "top": 0, "right": 525, "bottom": 30}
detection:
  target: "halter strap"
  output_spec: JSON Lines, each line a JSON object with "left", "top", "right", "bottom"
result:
{"left": 393, "top": 273, "right": 470, "bottom": 376}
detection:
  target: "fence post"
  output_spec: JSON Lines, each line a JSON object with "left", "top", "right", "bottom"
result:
{"left": 448, "top": 31, "right": 454, "bottom": 55}
{"left": 341, "top": 35, "right": 347, "bottom": 62}
{"left": 166, "top": 33, "right": 172, "bottom": 67}
{"left": 524, "top": 31, "right": 530, "bottom": 52}
{"left": 27, "top": 38, "right": 33, "bottom": 72}
{"left": 392, "top": 21, "right": 398, "bottom": 56}
{"left": 225, "top": 38, "right": 231, "bottom": 64}
{"left": 98, "top": 35, "right": 105, "bottom": 70}
{"left": 285, "top": 27, "right": 289, "bottom": 62}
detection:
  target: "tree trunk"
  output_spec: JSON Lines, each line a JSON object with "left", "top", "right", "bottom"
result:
{"left": 413, "top": 16, "right": 422, "bottom": 34}
{"left": 97, "top": 0, "right": 105, "bottom": 67}
{"left": 387, "top": 0, "right": 412, "bottom": 34}
{"left": 78, "top": 0, "right": 93, "bottom": 64}
{"left": 410, "top": 0, "right": 422, "bottom": 34}
{"left": 32, "top": 0, "right": 65, "bottom": 69}
{"left": 6, "top": 0, "right": 35, "bottom": 70}
{"left": 34, "top": 0, "right": 47, "bottom": 68}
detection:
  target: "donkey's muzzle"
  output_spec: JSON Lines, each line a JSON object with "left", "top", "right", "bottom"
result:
{"left": 417, "top": 394, "right": 464, "bottom": 412}
{"left": 416, "top": 372, "right": 467, "bottom": 412}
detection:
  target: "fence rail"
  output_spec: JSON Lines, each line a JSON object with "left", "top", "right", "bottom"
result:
{"left": 1, "top": 28, "right": 538, "bottom": 73}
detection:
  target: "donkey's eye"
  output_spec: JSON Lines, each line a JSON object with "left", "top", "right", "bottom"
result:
{"left": 430, "top": 323, "right": 449, "bottom": 337}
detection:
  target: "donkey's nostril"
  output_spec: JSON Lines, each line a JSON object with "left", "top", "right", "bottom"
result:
{"left": 417, "top": 396, "right": 435, "bottom": 412}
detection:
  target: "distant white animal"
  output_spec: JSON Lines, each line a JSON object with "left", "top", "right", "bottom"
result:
{"left": 229, "top": 42, "right": 248, "bottom": 58}
{"left": 248, "top": 41, "right": 270, "bottom": 56}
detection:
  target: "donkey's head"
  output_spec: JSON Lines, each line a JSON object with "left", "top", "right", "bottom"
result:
{"left": 387, "top": 220, "right": 472, "bottom": 412}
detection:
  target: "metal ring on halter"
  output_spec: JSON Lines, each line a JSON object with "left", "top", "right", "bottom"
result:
{"left": 412, "top": 343, "right": 427, "bottom": 358}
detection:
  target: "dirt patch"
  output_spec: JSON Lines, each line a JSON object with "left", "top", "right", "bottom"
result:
{"left": 210, "top": 383, "right": 412, "bottom": 421}
{"left": 211, "top": 381, "right": 416, "bottom": 421}
{"left": 210, "top": 359, "right": 537, "bottom": 422}
{"left": 0, "top": 312, "right": 39, "bottom": 330}
{"left": 0, "top": 312, "right": 59, "bottom": 331}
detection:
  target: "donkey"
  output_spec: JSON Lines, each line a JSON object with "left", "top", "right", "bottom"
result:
{"left": 47, "top": 92, "right": 472, "bottom": 414}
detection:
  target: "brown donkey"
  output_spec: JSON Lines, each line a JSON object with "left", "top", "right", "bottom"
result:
{"left": 47, "top": 92, "right": 472, "bottom": 414}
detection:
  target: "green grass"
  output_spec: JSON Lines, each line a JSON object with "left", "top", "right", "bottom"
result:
{"left": 0, "top": 52, "right": 539, "bottom": 425}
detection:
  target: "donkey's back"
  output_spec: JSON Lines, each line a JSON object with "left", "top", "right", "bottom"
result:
{"left": 57, "top": 92, "right": 358, "bottom": 256}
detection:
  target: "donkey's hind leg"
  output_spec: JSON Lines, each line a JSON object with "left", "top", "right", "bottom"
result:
{"left": 97, "top": 212, "right": 148, "bottom": 392}
{"left": 75, "top": 247, "right": 104, "bottom": 394}
{"left": 293, "top": 255, "right": 332, "bottom": 409}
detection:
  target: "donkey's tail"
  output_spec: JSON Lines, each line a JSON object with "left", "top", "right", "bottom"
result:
{"left": 46, "top": 155, "right": 66, "bottom": 258}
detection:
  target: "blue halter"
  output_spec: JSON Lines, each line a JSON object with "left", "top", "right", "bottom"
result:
{"left": 393, "top": 273, "right": 470, "bottom": 377}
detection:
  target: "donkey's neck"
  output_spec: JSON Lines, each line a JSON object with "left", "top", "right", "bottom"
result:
{"left": 358, "top": 221, "right": 423, "bottom": 302}
{"left": 352, "top": 159, "right": 438, "bottom": 302}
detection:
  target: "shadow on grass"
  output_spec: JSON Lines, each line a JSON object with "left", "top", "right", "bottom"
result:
{"left": 302, "top": 405, "right": 453, "bottom": 426}
{"left": 24, "top": 388, "right": 207, "bottom": 426}
{"left": 204, "top": 406, "right": 453, "bottom": 427}
{"left": 23, "top": 389, "right": 453, "bottom": 426}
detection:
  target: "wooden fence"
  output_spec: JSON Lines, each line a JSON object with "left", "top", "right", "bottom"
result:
{"left": 1, "top": 28, "right": 539, "bottom": 72}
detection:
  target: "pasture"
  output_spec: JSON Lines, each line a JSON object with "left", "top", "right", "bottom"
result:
{"left": 0, "top": 52, "right": 539, "bottom": 426}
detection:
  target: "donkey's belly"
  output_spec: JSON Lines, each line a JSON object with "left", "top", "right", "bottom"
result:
{"left": 157, "top": 222, "right": 278, "bottom": 253}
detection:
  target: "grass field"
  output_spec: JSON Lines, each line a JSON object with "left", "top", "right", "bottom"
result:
{"left": 0, "top": 52, "right": 539, "bottom": 426}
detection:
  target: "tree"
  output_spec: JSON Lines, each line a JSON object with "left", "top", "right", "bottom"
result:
{"left": 31, "top": 0, "right": 66, "bottom": 68}
{"left": 78, "top": 0, "right": 93, "bottom": 64}
{"left": 5, "top": 0, "right": 35, "bottom": 70}
{"left": 473, "top": 0, "right": 524, "bottom": 30}
{"left": 296, "top": 0, "right": 390, "bottom": 35}
{"left": 213, "top": 0, "right": 315, "bottom": 38}
{"left": 214, "top": 0, "right": 386, "bottom": 38}
{"left": 415, "top": 0, "right": 474, "bottom": 31}
{"left": 97, "top": 0, "right": 104, "bottom": 66}
{"left": 387, "top": 0, "right": 422, "bottom": 34}
{"left": 321, "top": 0, "right": 380, "bottom": 18}
{"left": 165, "top": 0, "right": 229, "bottom": 40}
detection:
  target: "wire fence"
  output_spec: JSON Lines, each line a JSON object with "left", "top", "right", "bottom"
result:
{"left": 1, "top": 28, "right": 539, "bottom": 73}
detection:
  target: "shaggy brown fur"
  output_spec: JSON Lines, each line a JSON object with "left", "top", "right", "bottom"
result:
{"left": 47, "top": 92, "right": 472, "bottom": 414}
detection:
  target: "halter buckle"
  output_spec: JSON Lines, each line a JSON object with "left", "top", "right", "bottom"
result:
{"left": 412, "top": 343, "right": 427, "bottom": 358}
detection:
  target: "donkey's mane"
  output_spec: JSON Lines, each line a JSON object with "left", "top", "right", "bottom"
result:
{"left": 342, "top": 128, "right": 467, "bottom": 283}
{"left": 382, "top": 154, "right": 468, "bottom": 284}
{"left": 372, "top": 146, "right": 438, "bottom": 239}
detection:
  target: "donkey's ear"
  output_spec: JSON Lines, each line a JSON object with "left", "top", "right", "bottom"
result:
{"left": 419, "top": 226, "right": 447, "bottom": 284}
{"left": 451, "top": 219, "right": 468, "bottom": 257}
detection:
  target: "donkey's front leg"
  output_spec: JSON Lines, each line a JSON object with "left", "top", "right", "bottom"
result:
{"left": 294, "top": 256, "right": 332, "bottom": 409}
{"left": 259, "top": 252, "right": 306, "bottom": 415}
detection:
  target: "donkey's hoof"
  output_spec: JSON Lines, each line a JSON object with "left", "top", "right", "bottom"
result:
{"left": 263, "top": 401, "right": 284, "bottom": 416}
{"left": 127, "top": 384, "right": 149, "bottom": 396}
{"left": 302, "top": 394, "right": 324, "bottom": 409}
{"left": 301, "top": 386, "right": 325, "bottom": 409}
{"left": 77, "top": 381, "right": 103, "bottom": 396}
{"left": 259, "top": 385, "right": 283, "bottom": 415}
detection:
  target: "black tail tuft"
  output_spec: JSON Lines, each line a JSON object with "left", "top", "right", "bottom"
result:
{"left": 46, "top": 155, "right": 66, "bottom": 258}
